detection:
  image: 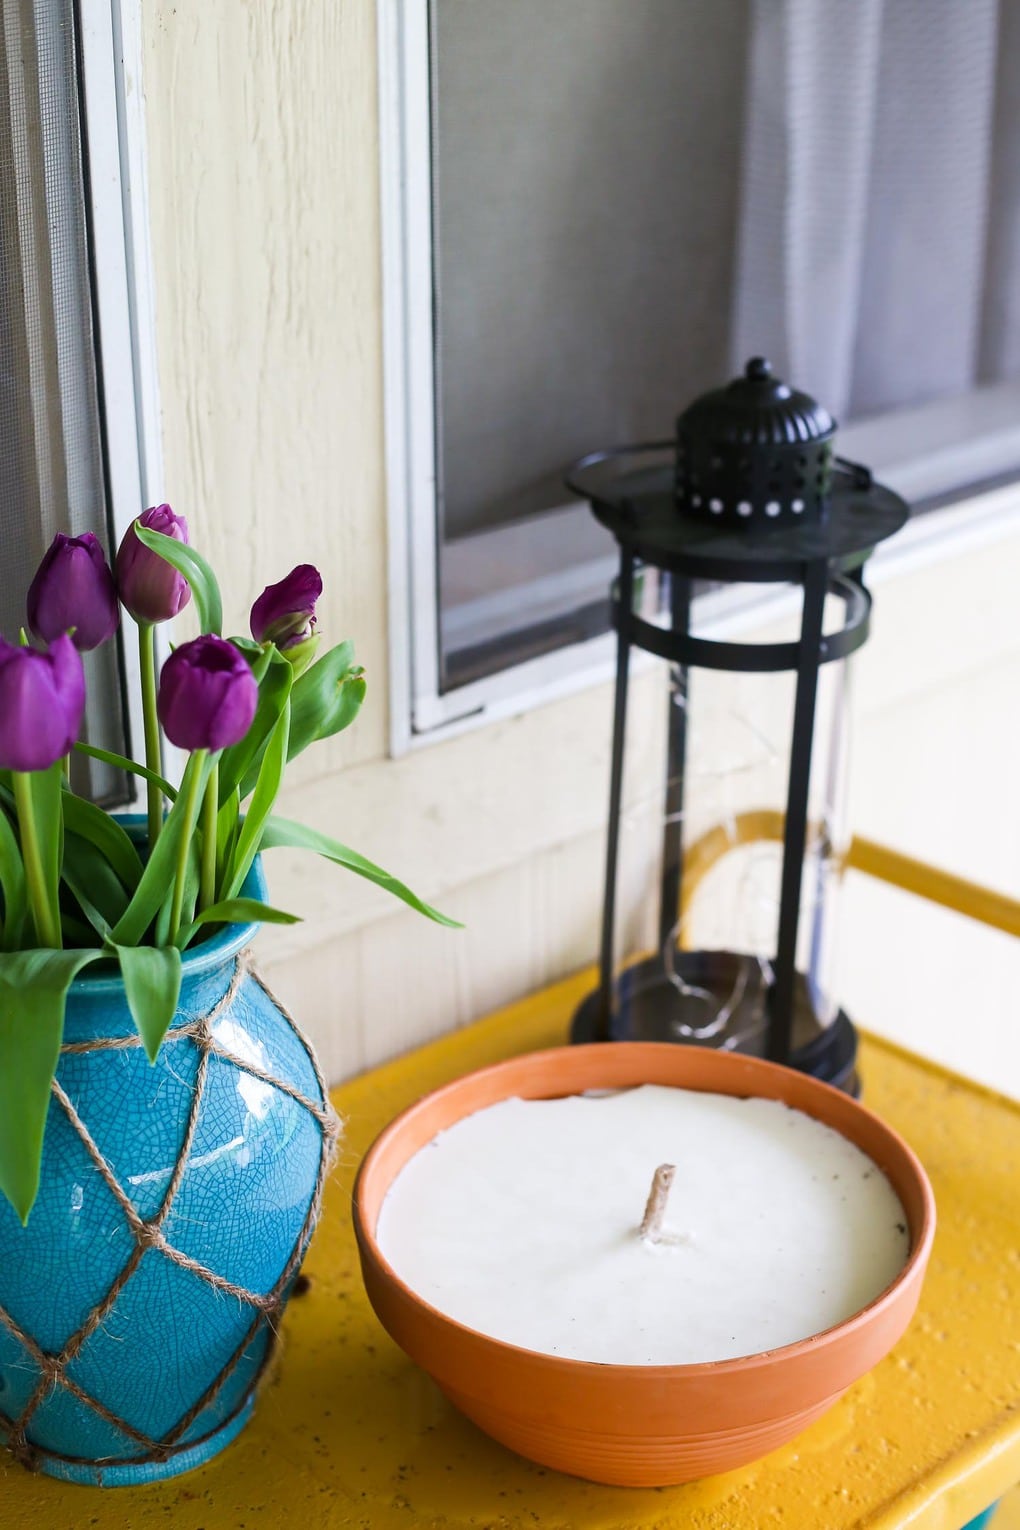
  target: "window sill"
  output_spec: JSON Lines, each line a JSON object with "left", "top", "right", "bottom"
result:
{"left": 410, "top": 471, "right": 1019, "bottom": 750}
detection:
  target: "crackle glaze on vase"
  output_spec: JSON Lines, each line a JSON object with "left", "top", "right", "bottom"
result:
{"left": 0, "top": 857, "right": 334, "bottom": 1486}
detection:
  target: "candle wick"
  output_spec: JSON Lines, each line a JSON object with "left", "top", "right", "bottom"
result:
{"left": 639, "top": 1163, "right": 676, "bottom": 1243}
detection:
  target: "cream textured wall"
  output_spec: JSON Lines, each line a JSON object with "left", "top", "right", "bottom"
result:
{"left": 838, "top": 514, "right": 1020, "bottom": 1097}
{"left": 139, "top": 2, "right": 1019, "bottom": 1094}
{"left": 141, "top": 0, "right": 389, "bottom": 772}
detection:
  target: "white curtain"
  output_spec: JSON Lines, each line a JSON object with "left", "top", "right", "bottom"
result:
{"left": 0, "top": 2, "right": 128, "bottom": 801}
{"left": 732, "top": 0, "right": 1019, "bottom": 421}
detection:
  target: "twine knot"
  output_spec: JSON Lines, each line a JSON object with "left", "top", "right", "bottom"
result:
{"left": 7, "top": 1432, "right": 38, "bottom": 1470}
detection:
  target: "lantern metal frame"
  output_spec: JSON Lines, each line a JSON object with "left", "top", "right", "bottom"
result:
{"left": 569, "top": 437, "right": 909, "bottom": 1083}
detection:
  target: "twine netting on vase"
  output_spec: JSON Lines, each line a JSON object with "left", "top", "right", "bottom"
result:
{"left": 0, "top": 951, "right": 341, "bottom": 1477}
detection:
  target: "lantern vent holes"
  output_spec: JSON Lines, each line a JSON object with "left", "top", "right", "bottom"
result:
{"left": 673, "top": 358, "right": 838, "bottom": 530}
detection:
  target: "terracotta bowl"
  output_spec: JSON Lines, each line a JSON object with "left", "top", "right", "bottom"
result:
{"left": 353, "top": 1043, "right": 935, "bottom": 1487}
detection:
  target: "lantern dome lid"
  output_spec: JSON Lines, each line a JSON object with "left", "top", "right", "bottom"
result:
{"left": 564, "top": 356, "right": 909, "bottom": 581}
{"left": 678, "top": 357, "right": 835, "bottom": 449}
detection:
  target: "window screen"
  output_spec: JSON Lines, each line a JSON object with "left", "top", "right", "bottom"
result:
{"left": 432, "top": 0, "right": 748, "bottom": 541}
{"left": 428, "top": 0, "right": 1020, "bottom": 692}
{"left": 0, "top": 0, "right": 128, "bottom": 803}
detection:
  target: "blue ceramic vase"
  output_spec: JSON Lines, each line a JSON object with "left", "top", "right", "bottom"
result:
{"left": 0, "top": 857, "right": 336, "bottom": 1486}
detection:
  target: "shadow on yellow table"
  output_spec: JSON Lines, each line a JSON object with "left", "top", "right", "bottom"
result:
{"left": 1, "top": 970, "right": 1019, "bottom": 1530}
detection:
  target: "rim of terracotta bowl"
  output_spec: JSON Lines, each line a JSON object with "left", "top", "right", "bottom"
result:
{"left": 353, "top": 1042, "right": 936, "bottom": 1384}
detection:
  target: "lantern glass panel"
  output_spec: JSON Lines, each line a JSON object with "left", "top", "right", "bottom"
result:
{"left": 604, "top": 578, "right": 854, "bottom": 1063}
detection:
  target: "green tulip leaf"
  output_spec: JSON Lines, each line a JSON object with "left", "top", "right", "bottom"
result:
{"left": 134, "top": 524, "right": 224, "bottom": 637}
{"left": 61, "top": 834, "right": 129, "bottom": 935}
{"left": 0, "top": 948, "right": 103, "bottom": 1222}
{"left": 0, "top": 804, "right": 27, "bottom": 951}
{"left": 236, "top": 644, "right": 364, "bottom": 800}
{"left": 218, "top": 649, "right": 293, "bottom": 804}
{"left": 73, "top": 741, "right": 177, "bottom": 802}
{"left": 177, "top": 898, "right": 300, "bottom": 949}
{"left": 276, "top": 631, "right": 319, "bottom": 678}
{"left": 60, "top": 914, "right": 97, "bottom": 946}
{"left": 227, "top": 635, "right": 265, "bottom": 662}
{"left": 215, "top": 787, "right": 240, "bottom": 888}
{"left": 111, "top": 751, "right": 215, "bottom": 947}
{"left": 62, "top": 793, "right": 143, "bottom": 892}
{"left": 260, "top": 814, "right": 462, "bottom": 928}
{"left": 289, "top": 639, "right": 364, "bottom": 746}
{"left": 108, "top": 942, "right": 183, "bottom": 1063}
{"left": 224, "top": 702, "right": 291, "bottom": 900}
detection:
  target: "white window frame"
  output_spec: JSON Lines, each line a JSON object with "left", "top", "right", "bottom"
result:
{"left": 379, "top": 0, "right": 1020, "bottom": 757}
{"left": 77, "top": 0, "right": 169, "bottom": 784}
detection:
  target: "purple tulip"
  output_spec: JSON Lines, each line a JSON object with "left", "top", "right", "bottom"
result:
{"left": 26, "top": 532, "right": 120, "bottom": 651}
{"left": 250, "top": 564, "right": 322, "bottom": 649}
{"left": 0, "top": 635, "right": 86, "bottom": 772}
{"left": 157, "top": 635, "right": 258, "bottom": 751}
{"left": 115, "top": 504, "right": 193, "bottom": 624}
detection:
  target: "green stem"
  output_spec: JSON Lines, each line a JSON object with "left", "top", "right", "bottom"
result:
{"left": 200, "top": 760, "right": 218, "bottom": 911}
{"left": 12, "top": 773, "right": 61, "bottom": 948}
{"left": 74, "top": 741, "right": 177, "bottom": 801}
{"left": 168, "top": 751, "right": 206, "bottom": 946}
{"left": 138, "top": 622, "right": 163, "bottom": 854}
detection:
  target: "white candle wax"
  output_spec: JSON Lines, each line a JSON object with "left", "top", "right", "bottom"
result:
{"left": 376, "top": 1085, "right": 910, "bottom": 1365}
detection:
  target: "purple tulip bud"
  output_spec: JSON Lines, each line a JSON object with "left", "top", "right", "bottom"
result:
{"left": 115, "top": 504, "right": 193, "bottom": 625}
{"left": 26, "top": 532, "right": 120, "bottom": 651}
{"left": 0, "top": 635, "right": 86, "bottom": 772}
{"left": 157, "top": 635, "right": 258, "bottom": 751}
{"left": 250, "top": 564, "right": 322, "bottom": 649}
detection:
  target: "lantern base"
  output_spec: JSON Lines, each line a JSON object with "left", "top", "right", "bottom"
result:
{"left": 571, "top": 950, "right": 859, "bottom": 1095}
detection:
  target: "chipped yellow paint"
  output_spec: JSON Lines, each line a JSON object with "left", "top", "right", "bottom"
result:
{"left": 1, "top": 971, "right": 1018, "bottom": 1528}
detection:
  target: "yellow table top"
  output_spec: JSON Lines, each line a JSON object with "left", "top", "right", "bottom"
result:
{"left": 2, "top": 971, "right": 1019, "bottom": 1528}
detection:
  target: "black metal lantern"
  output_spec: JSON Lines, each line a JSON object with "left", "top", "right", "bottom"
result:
{"left": 571, "top": 358, "right": 909, "bottom": 1093}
